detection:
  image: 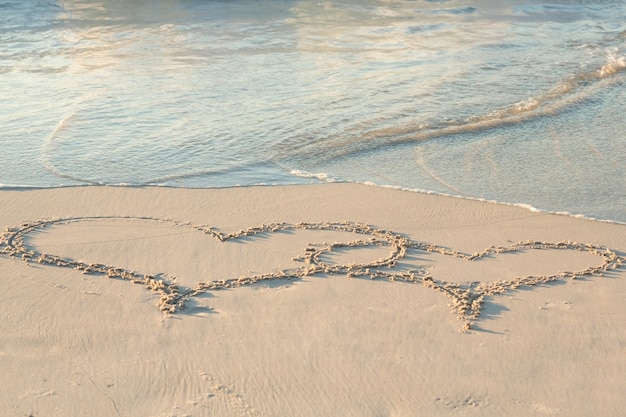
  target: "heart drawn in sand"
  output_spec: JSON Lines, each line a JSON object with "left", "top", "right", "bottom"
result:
{"left": 1, "top": 217, "right": 623, "bottom": 331}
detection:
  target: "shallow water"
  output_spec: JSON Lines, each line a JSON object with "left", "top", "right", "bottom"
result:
{"left": 1, "top": 0, "right": 625, "bottom": 222}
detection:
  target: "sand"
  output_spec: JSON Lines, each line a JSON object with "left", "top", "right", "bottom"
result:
{"left": 1, "top": 183, "right": 625, "bottom": 417}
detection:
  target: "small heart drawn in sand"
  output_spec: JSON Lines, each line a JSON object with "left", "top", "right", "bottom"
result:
{"left": 1, "top": 217, "right": 623, "bottom": 331}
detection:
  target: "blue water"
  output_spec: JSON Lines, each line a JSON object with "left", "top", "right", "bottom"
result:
{"left": 1, "top": 0, "right": 625, "bottom": 222}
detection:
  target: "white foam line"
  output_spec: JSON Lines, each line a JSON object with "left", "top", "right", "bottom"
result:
{"left": 289, "top": 169, "right": 339, "bottom": 182}
{"left": 287, "top": 168, "right": 626, "bottom": 225}
{"left": 360, "top": 181, "right": 626, "bottom": 226}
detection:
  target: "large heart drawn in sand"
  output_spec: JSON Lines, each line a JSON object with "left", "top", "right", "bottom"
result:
{"left": 1, "top": 216, "right": 623, "bottom": 331}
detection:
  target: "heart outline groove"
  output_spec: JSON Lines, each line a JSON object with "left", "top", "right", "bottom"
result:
{"left": 1, "top": 216, "right": 624, "bottom": 331}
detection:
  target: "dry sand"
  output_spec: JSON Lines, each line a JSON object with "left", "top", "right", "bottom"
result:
{"left": 1, "top": 183, "right": 625, "bottom": 417}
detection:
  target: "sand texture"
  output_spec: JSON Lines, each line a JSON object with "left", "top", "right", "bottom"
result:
{"left": 1, "top": 184, "right": 625, "bottom": 417}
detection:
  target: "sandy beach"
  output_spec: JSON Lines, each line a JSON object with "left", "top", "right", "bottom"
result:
{"left": 1, "top": 183, "right": 625, "bottom": 417}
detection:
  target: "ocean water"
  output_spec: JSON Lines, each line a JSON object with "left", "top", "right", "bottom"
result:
{"left": 1, "top": 0, "right": 625, "bottom": 222}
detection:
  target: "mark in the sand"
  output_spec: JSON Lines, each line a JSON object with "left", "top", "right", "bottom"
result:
{"left": 435, "top": 394, "right": 490, "bottom": 410}
{"left": 531, "top": 402, "right": 562, "bottom": 415}
{"left": 1, "top": 217, "right": 624, "bottom": 331}
{"left": 199, "top": 372, "right": 261, "bottom": 417}
{"left": 19, "top": 389, "right": 56, "bottom": 400}
{"left": 164, "top": 372, "right": 261, "bottom": 417}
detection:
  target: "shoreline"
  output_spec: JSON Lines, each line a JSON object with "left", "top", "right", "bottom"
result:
{"left": 1, "top": 183, "right": 625, "bottom": 416}
{"left": 2, "top": 180, "right": 625, "bottom": 226}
